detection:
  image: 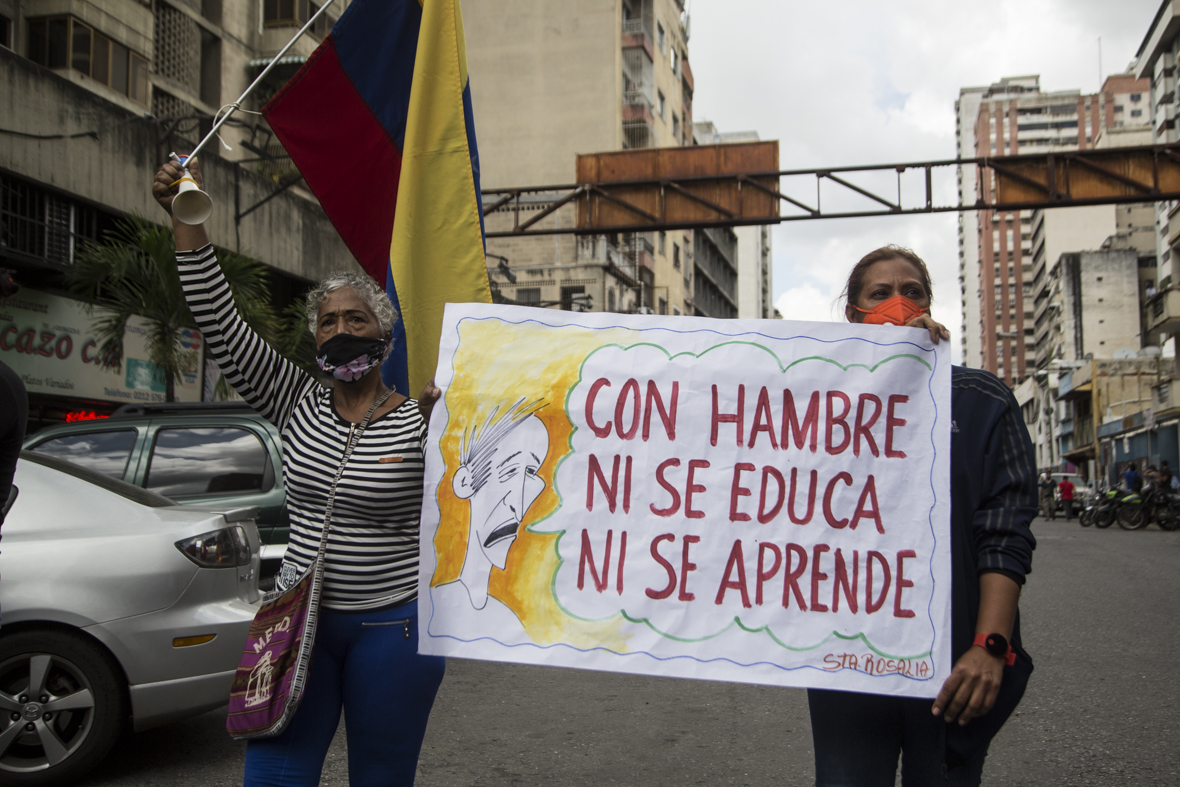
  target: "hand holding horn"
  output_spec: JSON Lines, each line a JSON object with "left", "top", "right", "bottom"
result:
{"left": 153, "top": 156, "right": 205, "bottom": 217}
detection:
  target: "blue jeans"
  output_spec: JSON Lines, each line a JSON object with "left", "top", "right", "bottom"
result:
{"left": 244, "top": 599, "right": 445, "bottom": 787}
{"left": 808, "top": 689, "right": 988, "bottom": 787}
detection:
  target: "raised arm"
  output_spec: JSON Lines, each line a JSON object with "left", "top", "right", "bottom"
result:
{"left": 153, "top": 158, "right": 314, "bottom": 429}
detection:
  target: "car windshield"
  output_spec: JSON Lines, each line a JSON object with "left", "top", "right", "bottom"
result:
{"left": 20, "top": 451, "right": 175, "bottom": 508}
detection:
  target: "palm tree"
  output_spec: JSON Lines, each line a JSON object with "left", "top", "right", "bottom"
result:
{"left": 67, "top": 216, "right": 279, "bottom": 402}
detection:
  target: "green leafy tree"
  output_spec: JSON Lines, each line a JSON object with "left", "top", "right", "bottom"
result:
{"left": 67, "top": 216, "right": 279, "bottom": 402}
{"left": 275, "top": 295, "right": 318, "bottom": 376}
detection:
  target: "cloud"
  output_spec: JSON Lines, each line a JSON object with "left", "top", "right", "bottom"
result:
{"left": 688, "top": 0, "right": 1160, "bottom": 364}
{"left": 775, "top": 284, "right": 840, "bottom": 324}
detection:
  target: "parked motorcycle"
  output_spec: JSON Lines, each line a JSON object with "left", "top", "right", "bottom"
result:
{"left": 1084, "top": 488, "right": 1126, "bottom": 529}
{"left": 1117, "top": 484, "right": 1180, "bottom": 531}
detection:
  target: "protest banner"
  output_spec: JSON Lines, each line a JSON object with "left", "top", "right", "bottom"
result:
{"left": 419, "top": 303, "right": 951, "bottom": 698}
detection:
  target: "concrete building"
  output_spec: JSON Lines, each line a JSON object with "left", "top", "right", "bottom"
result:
{"left": 692, "top": 122, "right": 774, "bottom": 319}
{"left": 0, "top": 0, "right": 354, "bottom": 425}
{"left": 956, "top": 73, "right": 1148, "bottom": 385}
{"left": 1056, "top": 357, "right": 1175, "bottom": 484}
{"left": 1136, "top": 1, "right": 1180, "bottom": 291}
{"left": 1136, "top": 1, "right": 1180, "bottom": 365}
{"left": 464, "top": 0, "right": 697, "bottom": 317}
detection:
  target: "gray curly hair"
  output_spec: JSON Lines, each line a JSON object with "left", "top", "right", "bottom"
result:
{"left": 305, "top": 271, "right": 398, "bottom": 336}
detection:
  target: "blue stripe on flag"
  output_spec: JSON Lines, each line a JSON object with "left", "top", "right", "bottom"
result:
{"left": 333, "top": 0, "right": 422, "bottom": 150}
{"left": 462, "top": 79, "right": 486, "bottom": 253}
{"left": 381, "top": 265, "right": 410, "bottom": 395}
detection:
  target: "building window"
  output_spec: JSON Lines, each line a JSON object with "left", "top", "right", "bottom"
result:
{"left": 1, "top": 173, "right": 116, "bottom": 267}
{"left": 263, "top": 0, "right": 334, "bottom": 34}
{"left": 608, "top": 288, "right": 616, "bottom": 312}
{"left": 27, "top": 17, "right": 149, "bottom": 106}
{"left": 658, "top": 296, "right": 667, "bottom": 315}
{"left": 516, "top": 287, "right": 541, "bottom": 306}
{"left": 673, "top": 242, "right": 680, "bottom": 269}
{"left": 658, "top": 231, "right": 666, "bottom": 255}
{"left": 672, "top": 305, "right": 681, "bottom": 316}
{"left": 657, "top": 21, "right": 666, "bottom": 53}
{"left": 672, "top": 113, "right": 679, "bottom": 139}
{"left": 1131, "top": 93, "right": 1142, "bottom": 102}
{"left": 1132, "top": 109, "right": 1143, "bottom": 118}
{"left": 1, "top": 15, "right": 11, "bottom": 49}
{"left": 560, "top": 285, "right": 586, "bottom": 311}
{"left": 657, "top": 90, "right": 666, "bottom": 120}
{"left": 264, "top": 0, "right": 299, "bottom": 25}
{"left": 670, "top": 46, "right": 678, "bottom": 75}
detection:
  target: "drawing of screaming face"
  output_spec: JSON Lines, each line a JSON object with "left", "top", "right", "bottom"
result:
{"left": 453, "top": 413, "right": 550, "bottom": 570}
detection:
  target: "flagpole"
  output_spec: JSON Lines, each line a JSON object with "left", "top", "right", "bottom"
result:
{"left": 183, "top": 0, "right": 338, "bottom": 164}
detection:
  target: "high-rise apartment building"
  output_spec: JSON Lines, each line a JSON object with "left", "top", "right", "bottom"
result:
{"left": 956, "top": 74, "right": 1148, "bottom": 384}
{"left": 1, "top": 0, "right": 351, "bottom": 423}
{"left": 1137, "top": 1, "right": 1180, "bottom": 336}
{"left": 462, "top": 0, "right": 702, "bottom": 317}
{"left": 692, "top": 122, "right": 775, "bottom": 320}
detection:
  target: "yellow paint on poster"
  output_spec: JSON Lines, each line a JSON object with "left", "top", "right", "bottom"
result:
{"left": 432, "top": 317, "right": 639, "bottom": 648}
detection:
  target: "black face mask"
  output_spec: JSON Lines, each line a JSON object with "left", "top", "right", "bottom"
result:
{"left": 315, "top": 333, "right": 388, "bottom": 382}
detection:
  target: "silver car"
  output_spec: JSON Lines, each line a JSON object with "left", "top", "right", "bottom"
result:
{"left": 0, "top": 452, "right": 260, "bottom": 785}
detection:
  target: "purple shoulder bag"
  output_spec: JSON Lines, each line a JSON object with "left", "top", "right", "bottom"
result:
{"left": 226, "top": 390, "right": 394, "bottom": 740}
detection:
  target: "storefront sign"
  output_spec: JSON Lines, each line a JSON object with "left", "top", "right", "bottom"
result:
{"left": 0, "top": 289, "right": 202, "bottom": 403}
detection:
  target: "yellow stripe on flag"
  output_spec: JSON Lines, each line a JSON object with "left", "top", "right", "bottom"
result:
{"left": 390, "top": 0, "right": 491, "bottom": 395}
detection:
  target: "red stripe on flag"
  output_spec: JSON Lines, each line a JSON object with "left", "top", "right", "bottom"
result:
{"left": 263, "top": 37, "right": 402, "bottom": 283}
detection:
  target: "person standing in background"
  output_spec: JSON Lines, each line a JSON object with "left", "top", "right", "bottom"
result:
{"left": 0, "top": 268, "right": 28, "bottom": 527}
{"left": 1058, "top": 477, "right": 1075, "bottom": 521}
{"left": 1038, "top": 472, "right": 1057, "bottom": 520}
{"left": 1123, "top": 462, "right": 1142, "bottom": 493}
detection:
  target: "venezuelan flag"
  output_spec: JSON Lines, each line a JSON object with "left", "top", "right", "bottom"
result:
{"left": 263, "top": 0, "right": 490, "bottom": 396}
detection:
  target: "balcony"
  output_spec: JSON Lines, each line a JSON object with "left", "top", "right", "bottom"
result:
{"left": 623, "top": 18, "right": 650, "bottom": 37}
{"left": 1147, "top": 286, "right": 1180, "bottom": 335}
{"left": 622, "top": 18, "right": 654, "bottom": 58}
{"left": 1152, "top": 377, "right": 1180, "bottom": 413}
{"left": 623, "top": 91, "right": 654, "bottom": 124}
{"left": 623, "top": 120, "right": 655, "bottom": 149}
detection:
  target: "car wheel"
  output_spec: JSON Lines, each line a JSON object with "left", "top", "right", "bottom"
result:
{"left": 0, "top": 630, "right": 127, "bottom": 786}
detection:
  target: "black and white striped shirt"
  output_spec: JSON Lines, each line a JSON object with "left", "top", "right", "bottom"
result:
{"left": 178, "top": 245, "right": 424, "bottom": 611}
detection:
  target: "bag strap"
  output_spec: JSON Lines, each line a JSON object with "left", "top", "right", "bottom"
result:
{"left": 314, "top": 388, "right": 397, "bottom": 562}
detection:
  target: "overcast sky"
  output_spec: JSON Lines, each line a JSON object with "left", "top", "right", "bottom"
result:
{"left": 688, "top": 0, "right": 1161, "bottom": 361}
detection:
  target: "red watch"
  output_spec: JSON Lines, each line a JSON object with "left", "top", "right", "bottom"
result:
{"left": 973, "top": 633, "right": 1016, "bottom": 665}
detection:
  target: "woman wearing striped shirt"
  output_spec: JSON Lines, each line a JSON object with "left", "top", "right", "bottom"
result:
{"left": 154, "top": 158, "right": 444, "bottom": 787}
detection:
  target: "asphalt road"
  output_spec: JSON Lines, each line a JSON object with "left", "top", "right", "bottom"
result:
{"left": 77, "top": 518, "right": 1180, "bottom": 786}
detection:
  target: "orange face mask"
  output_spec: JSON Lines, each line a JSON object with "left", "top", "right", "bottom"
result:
{"left": 853, "top": 295, "right": 929, "bottom": 327}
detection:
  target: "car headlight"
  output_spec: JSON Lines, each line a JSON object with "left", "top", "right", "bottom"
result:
{"left": 175, "top": 526, "right": 252, "bottom": 568}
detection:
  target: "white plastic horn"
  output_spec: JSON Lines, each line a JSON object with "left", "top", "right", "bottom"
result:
{"left": 172, "top": 173, "right": 213, "bottom": 225}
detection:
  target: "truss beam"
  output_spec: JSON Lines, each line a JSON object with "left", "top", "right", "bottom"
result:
{"left": 481, "top": 143, "right": 1180, "bottom": 237}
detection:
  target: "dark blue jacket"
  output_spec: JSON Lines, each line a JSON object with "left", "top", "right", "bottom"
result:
{"left": 946, "top": 366, "right": 1037, "bottom": 762}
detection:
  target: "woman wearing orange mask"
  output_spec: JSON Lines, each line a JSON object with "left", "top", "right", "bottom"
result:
{"left": 843, "top": 246, "right": 950, "bottom": 343}
{"left": 806, "top": 246, "right": 1037, "bottom": 786}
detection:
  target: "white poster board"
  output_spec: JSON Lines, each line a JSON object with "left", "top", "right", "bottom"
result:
{"left": 419, "top": 304, "right": 951, "bottom": 698}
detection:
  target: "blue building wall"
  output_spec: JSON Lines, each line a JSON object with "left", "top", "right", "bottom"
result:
{"left": 1104, "top": 422, "right": 1179, "bottom": 486}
